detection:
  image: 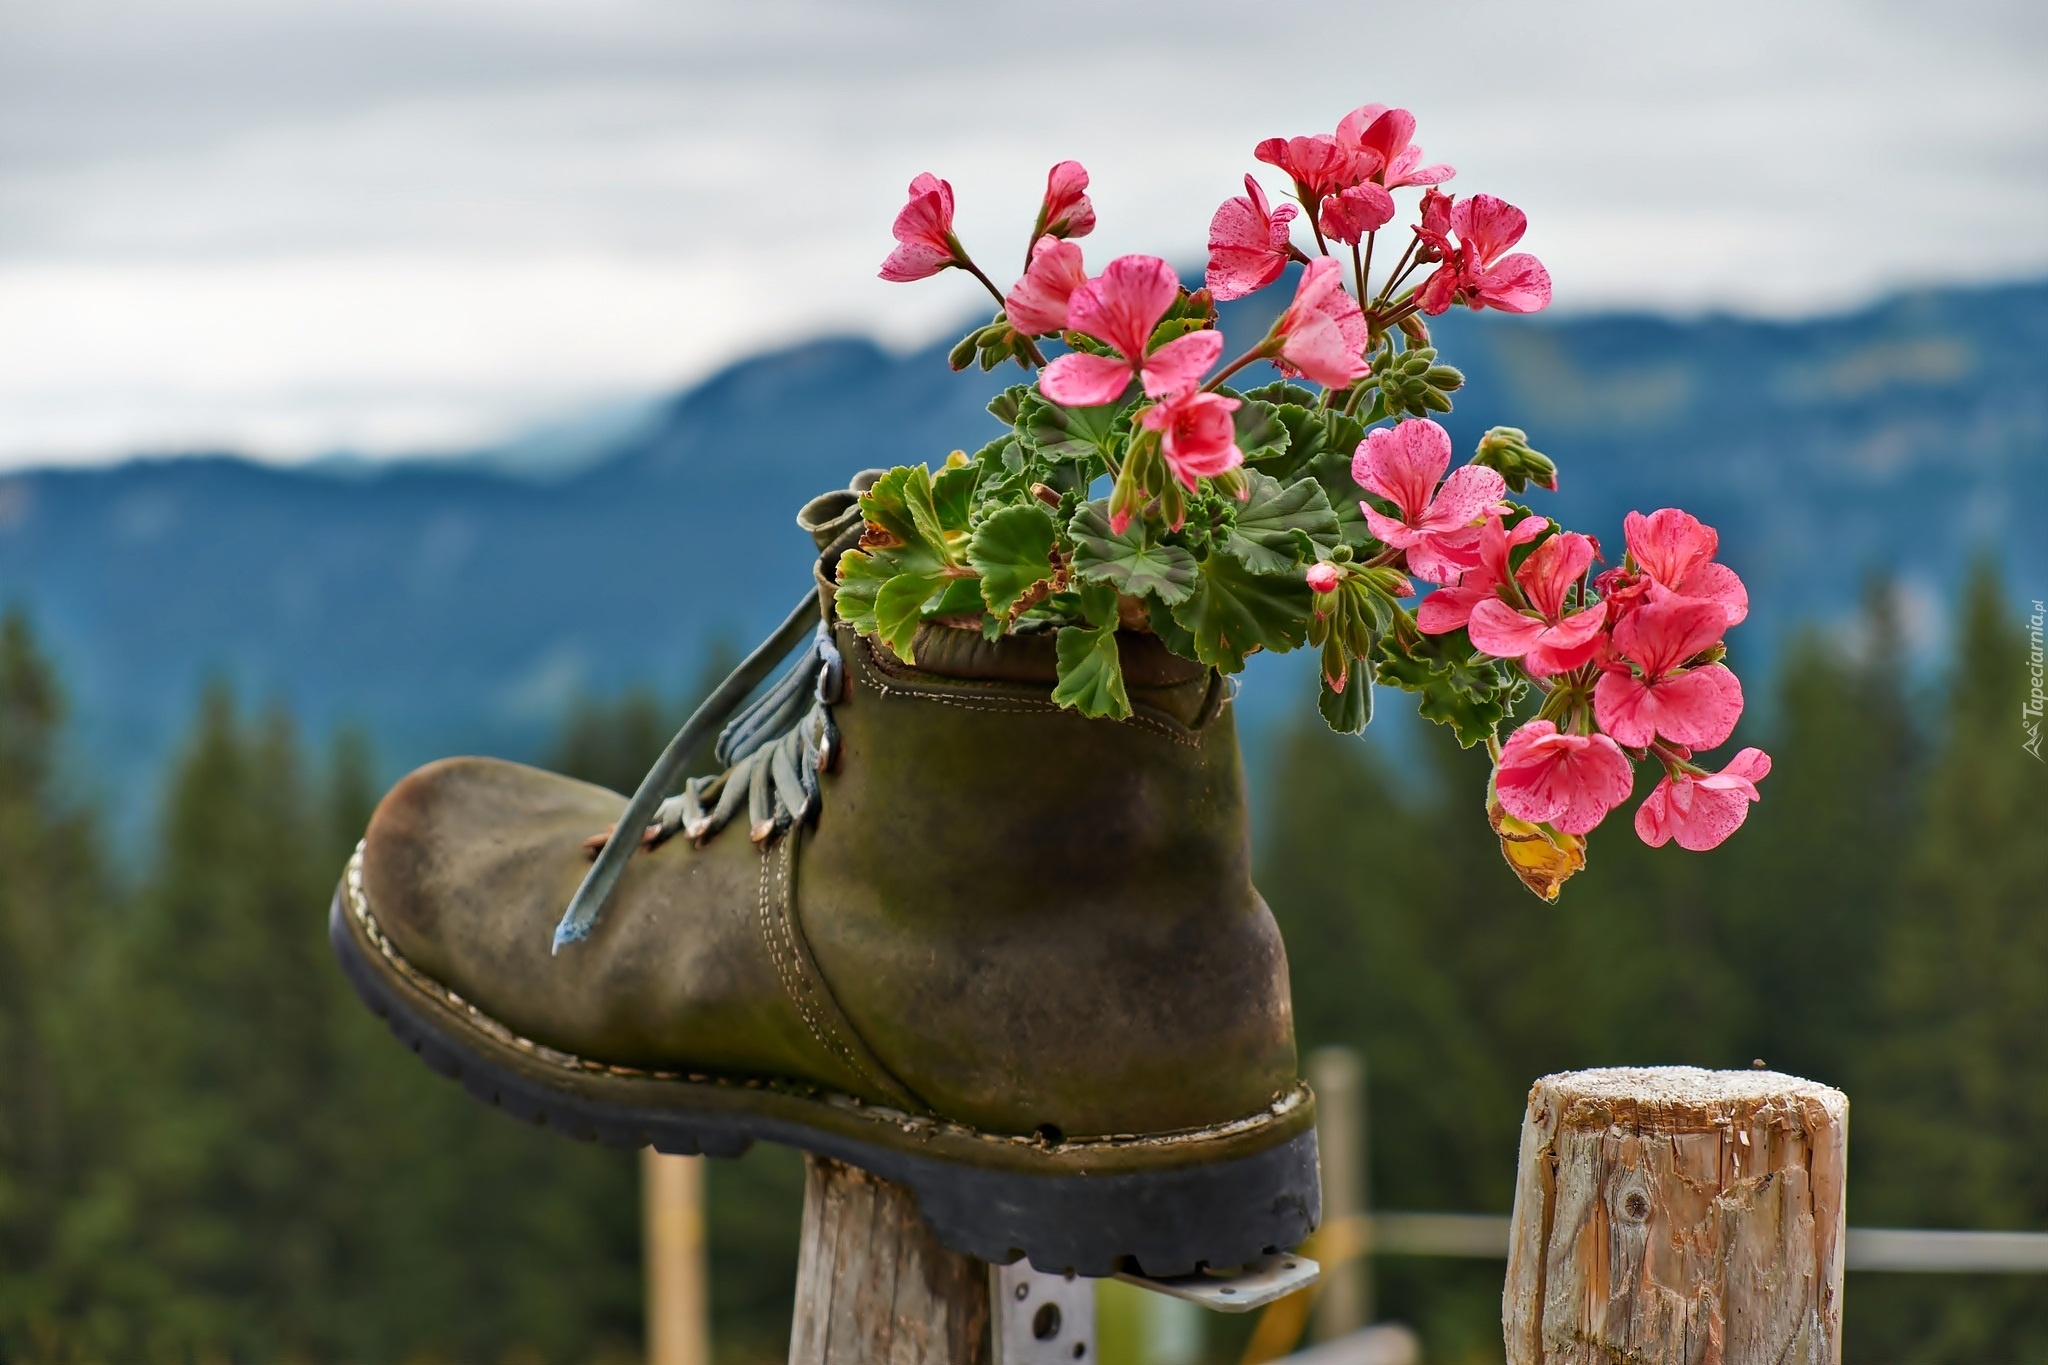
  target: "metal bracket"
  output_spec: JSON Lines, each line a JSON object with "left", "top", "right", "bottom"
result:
{"left": 1114, "top": 1251, "right": 1321, "bottom": 1313}
{"left": 992, "top": 1261, "right": 1096, "bottom": 1364}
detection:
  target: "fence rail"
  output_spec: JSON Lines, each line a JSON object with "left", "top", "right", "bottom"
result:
{"left": 1362, "top": 1213, "right": 2048, "bottom": 1274}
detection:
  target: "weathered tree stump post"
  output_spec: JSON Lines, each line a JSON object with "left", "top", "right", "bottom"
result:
{"left": 1503, "top": 1067, "right": 1848, "bottom": 1365}
{"left": 788, "top": 1155, "right": 991, "bottom": 1365}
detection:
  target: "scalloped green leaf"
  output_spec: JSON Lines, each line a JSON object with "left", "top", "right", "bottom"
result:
{"left": 1169, "top": 552, "right": 1311, "bottom": 673}
{"left": 1067, "top": 500, "right": 1198, "bottom": 605}
{"left": 859, "top": 465, "right": 961, "bottom": 569}
{"left": 873, "top": 569, "right": 949, "bottom": 664}
{"left": 967, "top": 503, "right": 1059, "bottom": 617}
{"left": 1052, "top": 623, "right": 1131, "bottom": 720}
{"left": 1017, "top": 391, "right": 1130, "bottom": 462}
{"left": 1303, "top": 447, "right": 1380, "bottom": 553}
{"left": 1147, "top": 596, "right": 1198, "bottom": 659}
{"left": 831, "top": 548, "right": 893, "bottom": 638}
{"left": 1243, "top": 380, "right": 1318, "bottom": 407}
{"left": 1374, "top": 628, "right": 1518, "bottom": 747}
{"left": 1219, "top": 471, "right": 1340, "bottom": 574}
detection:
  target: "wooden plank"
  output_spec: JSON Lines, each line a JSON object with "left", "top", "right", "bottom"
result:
{"left": 788, "top": 1154, "right": 990, "bottom": 1365}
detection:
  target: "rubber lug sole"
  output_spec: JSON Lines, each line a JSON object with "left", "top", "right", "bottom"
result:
{"left": 330, "top": 890, "right": 1318, "bottom": 1276}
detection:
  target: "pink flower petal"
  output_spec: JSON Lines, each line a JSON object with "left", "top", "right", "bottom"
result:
{"left": 1361, "top": 504, "right": 1423, "bottom": 549}
{"left": 1514, "top": 531, "right": 1596, "bottom": 622}
{"left": 1351, "top": 418, "right": 1451, "bottom": 521}
{"left": 1678, "top": 561, "right": 1750, "bottom": 626}
{"left": 1140, "top": 329, "right": 1225, "bottom": 397}
{"left": 1415, "top": 463, "right": 1507, "bottom": 534}
{"left": 1066, "top": 255, "right": 1180, "bottom": 360}
{"left": 1635, "top": 746, "right": 1770, "bottom": 851}
{"left": 1405, "top": 525, "right": 1484, "bottom": 587}
{"left": 1523, "top": 603, "right": 1608, "bottom": 677}
{"left": 1318, "top": 183, "right": 1396, "bottom": 244}
{"left": 1593, "top": 670, "right": 1660, "bottom": 747}
{"left": 1040, "top": 351, "right": 1137, "bottom": 407}
{"left": 1416, "top": 581, "right": 1489, "bottom": 634}
{"left": 1644, "top": 663, "right": 1743, "bottom": 749}
{"left": 1004, "top": 235, "right": 1088, "bottom": 336}
{"left": 1450, "top": 194, "right": 1528, "bottom": 265}
{"left": 1142, "top": 389, "right": 1243, "bottom": 489}
{"left": 1624, "top": 508, "right": 1718, "bottom": 586}
{"left": 1467, "top": 598, "right": 1548, "bottom": 659}
{"left": 1471, "top": 254, "right": 1551, "bottom": 313}
{"left": 1277, "top": 310, "right": 1369, "bottom": 387}
{"left": 1206, "top": 175, "right": 1297, "bottom": 301}
{"left": 1037, "top": 160, "right": 1095, "bottom": 239}
{"left": 1612, "top": 595, "right": 1728, "bottom": 678}
{"left": 1495, "top": 720, "right": 1633, "bottom": 835}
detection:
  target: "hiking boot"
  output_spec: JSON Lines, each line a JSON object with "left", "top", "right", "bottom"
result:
{"left": 329, "top": 484, "right": 1319, "bottom": 1277}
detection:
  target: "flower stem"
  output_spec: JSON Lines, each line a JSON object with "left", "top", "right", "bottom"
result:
{"left": 1202, "top": 348, "right": 1268, "bottom": 393}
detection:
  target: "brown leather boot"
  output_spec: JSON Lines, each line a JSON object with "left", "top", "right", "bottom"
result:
{"left": 330, "top": 484, "right": 1318, "bottom": 1277}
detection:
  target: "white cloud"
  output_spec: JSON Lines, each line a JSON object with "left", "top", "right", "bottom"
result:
{"left": 0, "top": 0, "right": 2044, "bottom": 465}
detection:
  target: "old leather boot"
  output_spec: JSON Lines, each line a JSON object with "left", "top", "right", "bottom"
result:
{"left": 331, "top": 481, "right": 1319, "bottom": 1277}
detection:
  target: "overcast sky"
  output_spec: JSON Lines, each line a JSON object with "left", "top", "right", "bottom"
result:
{"left": 1, "top": 0, "right": 2044, "bottom": 468}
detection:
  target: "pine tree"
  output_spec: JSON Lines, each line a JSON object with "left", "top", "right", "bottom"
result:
{"left": 1851, "top": 564, "right": 2048, "bottom": 1361}
{"left": 0, "top": 609, "right": 113, "bottom": 1356}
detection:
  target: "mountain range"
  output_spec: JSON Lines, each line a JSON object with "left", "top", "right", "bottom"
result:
{"left": 1, "top": 277, "right": 2041, "bottom": 801}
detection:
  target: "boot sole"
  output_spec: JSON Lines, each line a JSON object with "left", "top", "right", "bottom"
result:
{"left": 330, "top": 886, "right": 1319, "bottom": 1277}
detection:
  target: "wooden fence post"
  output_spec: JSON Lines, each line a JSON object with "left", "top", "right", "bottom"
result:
{"left": 644, "top": 1148, "right": 710, "bottom": 1365}
{"left": 1308, "top": 1046, "right": 1369, "bottom": 1341}
{"left": 787, "top": 1154, "right": 990, "bottom": 1365}
{"left": 1503, "top": 1066, "right": 1848, "bottom": 1365}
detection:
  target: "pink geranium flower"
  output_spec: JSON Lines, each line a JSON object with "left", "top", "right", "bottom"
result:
{"left": 1271, "top": 257, "right": 1370, "bottom": 388}
{"left": 879, "top": 173, "right": 960, "bottom": 282}
{"left": 1206, "top": 176, "right": 1299, "bottom": 301}
{"left": 1139, "top": 389, "right": 1244, "bottom": 492}
{"left": 1636, "top": 748, "right": 1772, "bottom": 851}
{"left": 1467, "top": 531, "right": 1607, "bottom": 676}
{"left": 1415, "top": 194, "right": 1552, "bottom": 316}
{"left": 1416, "top": 512, "right": 1548, "bottom": 633}
{"left": 1352, "top": 418, "right": 1506, "bottom": 585}
{"left": 1593, "top": 594, "right": 1744, "bottom": 748}
{"left": 1494, "top": 719, "right": 1634, "bottom": 835}
{"left": 1033, "top": 161, "right": 1095, "bottom": 240}
{"left": 1335, "top": 105, "right": 1455, "bottom": 190}
{"left": 1005, "top": 236, "right": 1088, "bottom": 337}
{"left": 1624, "top": 509, "right": 1749, "bottom": 626}
{"left": 1040, "top": 256, "right": 1225, "bottom": 407}
{"left": 1254, "top": 134, "right": 1372, "bottom": 210}
{"left": 1318, "top": 182, "right": 1396, "bottom": 245}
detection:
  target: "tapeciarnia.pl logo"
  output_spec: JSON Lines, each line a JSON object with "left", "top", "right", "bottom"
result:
{"left": 2026, "top": 599, "right": 2044, "bottom": 761}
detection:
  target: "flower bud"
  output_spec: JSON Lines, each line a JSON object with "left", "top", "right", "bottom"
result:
{"left": 1472, "top": 426, "right": 1558, "bottom": 493}
{"left": 1306, "top": 562, "right": 1341, "bottom": 594}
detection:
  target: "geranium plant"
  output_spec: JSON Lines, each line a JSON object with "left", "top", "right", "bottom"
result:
{"left": 852, "top": 104, "right": 1769, "bottom": 899}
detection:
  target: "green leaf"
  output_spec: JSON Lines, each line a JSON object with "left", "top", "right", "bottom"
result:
{"left": 1052, "top": 623, "right": 1131, "bottom": 719}
{"left": 1147, "top": 596, "right": 1198, "bottom": 658}
{"left": 925, "top": 574, "right": 986, "bottom": 619}
{"left": 1147, "top": 316, "right": 1210, "bottom": 350}
{"left": 1318, "top": 674, "right": 1373, "bottom": 735}
{"left": 1303, "top": 447, "right": 1380, "bottom": 553}
{"left": 873, "top": 570, "right": 948, "bottom": 664}
{"left": 1170, "top": 552, "right": 1311, "bottom": 673}
{"left": 1017, "top": 391, "right": 1129, "bottom": 462}
{"left": 1229, "top": 398, "right": 1291, "bottom": 466}
{"left": 859, "top": 466, "right": 959, "bottom": 569}
{"left": 987, "top": 385, "right": 1030, "bottom": 425}
{"left": 967, "top": 503, "right": 1059, "bottom": 617}
{"left": 1076, "top": 580, "right": 1120, "bottom": 630}
{"left": 1219, "top": 471, "right": 1340, "bottom": 574}
{"left": 1374, "top": 628, "right": 1517, "bottom": 748}
{"left": 931, "top": 463, "right": 980, "bottom": 533}
{"left": 1243, "top": 380, "right": 1318, "bottom": 408}
{"left": 1067, "top": 500, "right": 1198, "bottom": 605}
{"left": 832, "top": 548, "right": 893, "bottom": 638}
